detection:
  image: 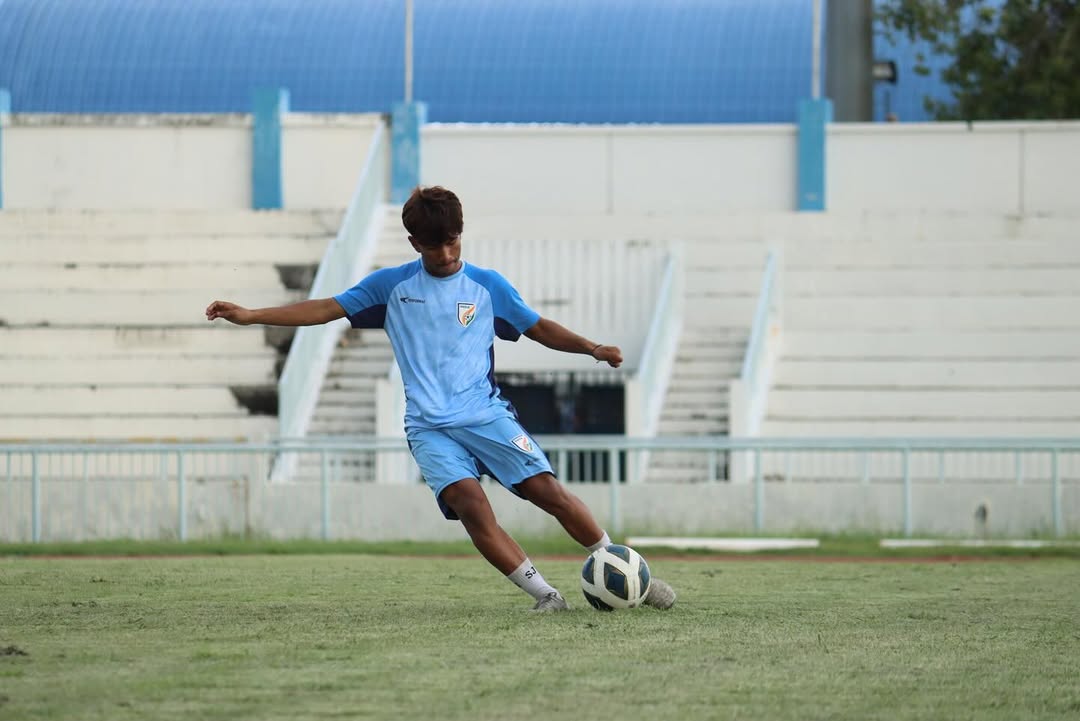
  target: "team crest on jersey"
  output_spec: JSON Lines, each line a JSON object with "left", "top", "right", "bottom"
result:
{"left": 510, "top": 434, "right": 533, "bottom": 453}
{"left": 457, "top": 302, "right": 477, "bottom": 328}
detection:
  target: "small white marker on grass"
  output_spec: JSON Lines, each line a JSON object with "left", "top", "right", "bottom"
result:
{"left": 626, "top": 537, "right": 820, "bottom": 552}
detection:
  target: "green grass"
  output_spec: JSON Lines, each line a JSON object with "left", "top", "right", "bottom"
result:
{"left": 3, "top": 534, "right": 1080, "bottom": 559}
{"left": 1, "top": 555, "right": 1079, "bottom": 721}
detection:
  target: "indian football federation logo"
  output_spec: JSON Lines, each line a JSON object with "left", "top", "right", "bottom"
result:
{"left": 457, "top": 302, "right": 477, "bottom": 328}
{"left": 510, "top": 434, "right": 533, "bottom": 453}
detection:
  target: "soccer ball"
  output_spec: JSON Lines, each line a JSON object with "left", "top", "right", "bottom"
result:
{"left": 580, "top": 544, "right": 651, "bottom": 611}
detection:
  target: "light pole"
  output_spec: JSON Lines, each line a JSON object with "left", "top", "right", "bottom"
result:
{"left": 404, "top": 0, "right": 414, "bottom": 103}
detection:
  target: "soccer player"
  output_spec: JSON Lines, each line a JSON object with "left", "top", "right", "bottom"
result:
{"left": 206, "top": 186, "right": 676, "bottom": 612}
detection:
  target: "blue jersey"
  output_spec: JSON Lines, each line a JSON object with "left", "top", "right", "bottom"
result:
{"left": 333, "top": 260, "right": 540, "bottom": 430}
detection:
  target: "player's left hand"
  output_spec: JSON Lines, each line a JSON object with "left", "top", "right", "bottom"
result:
{"left": 592, "top": 344, "right": 623, "bottom": 368}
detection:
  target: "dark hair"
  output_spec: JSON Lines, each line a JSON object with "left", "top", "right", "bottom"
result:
{"left": 401, "top": 186, "right": 464, "bottom": 246}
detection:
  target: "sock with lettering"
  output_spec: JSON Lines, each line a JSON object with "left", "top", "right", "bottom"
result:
{"left": 506, "top": 558, "right": 559, "bottom": 600}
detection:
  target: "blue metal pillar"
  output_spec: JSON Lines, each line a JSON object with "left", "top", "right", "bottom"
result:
{"left": 391, "top": 101, "right": 427, "bottom": 204}
{"left": 796, "top": 98, "right": 833, "bottom": 211}
{"left": 252, "top": 88, "right": 290, "bottom": 210}
{"left": 0, "top": 89, "right": 11, "bottom": 209}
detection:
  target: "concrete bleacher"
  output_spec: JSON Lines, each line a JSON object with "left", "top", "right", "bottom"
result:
{"left": 8, "top": 204, "right": 1075, "bottom": 456}
{"left": 763, "top": 219, "right": 1080, "bottom": 437}
{"left": 0, "top": 210, "right": 338, "bottom": 440}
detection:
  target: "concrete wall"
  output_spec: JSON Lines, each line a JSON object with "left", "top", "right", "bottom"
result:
{"left": 829, "top": 122, "right": 1080, "bottom": 216}
{"left": 3, "top": 116, "right": 1078, "bottom": 215}
{"left": 4, "top": 475, "right": 1076, "bottom": 542}
{"left": 422, "top": 124, "right": 797, "bottom": 216}
{"left": 1, "top": 114, "right": 382, "bottom": 210}
{"left": 422, "top": 122, "right": 1080, "bottom": 216}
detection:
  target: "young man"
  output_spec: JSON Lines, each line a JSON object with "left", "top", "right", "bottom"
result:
{"left": 206, "top": 186, "right": 675, "bottom": 612}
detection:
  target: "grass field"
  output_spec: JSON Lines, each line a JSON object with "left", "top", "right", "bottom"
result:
{"left": 2, "top": 553, "right": 1079, "bottom": 721}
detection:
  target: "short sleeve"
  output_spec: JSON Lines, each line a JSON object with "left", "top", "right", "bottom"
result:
{"left": 334, "top": 264, "right": 416, "bottom": 329}
{"left": 469, "top": 268, "right": 540, "bottom": 341}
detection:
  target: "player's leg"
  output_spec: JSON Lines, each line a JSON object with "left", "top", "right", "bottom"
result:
{"left": 438, "top": 477, "right": 525, "bottom": 574}
{"left": 408, "top": 428, "right": 568, "bottom": 611}
{"left": 515, "top": 472, "right": 605, "bottom": 547}
{"left": 516, "top": 472, "right": 675, "bottom": 609}
{"left": 438, "top": 478, "right": 567, "bottom": 611}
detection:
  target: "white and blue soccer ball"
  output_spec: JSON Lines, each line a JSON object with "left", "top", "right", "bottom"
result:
{"left": 580, "top": 544, "right": 651, "bottom": 610}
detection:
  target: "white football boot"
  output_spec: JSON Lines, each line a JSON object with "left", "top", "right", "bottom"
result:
{"left": 643, "top": 578, "right": 676, "bottom": 609}
{"left": 531, "top": 591, "right": 570, "bottom": 612}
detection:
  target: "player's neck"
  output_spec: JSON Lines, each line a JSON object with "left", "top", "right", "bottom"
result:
{"left": 422, "top": 259, "right": 464, "bottom": 278}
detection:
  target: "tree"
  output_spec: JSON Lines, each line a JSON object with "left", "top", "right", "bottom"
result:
{"left": 877, "top": 0, "right": 1080, "bottom": 120}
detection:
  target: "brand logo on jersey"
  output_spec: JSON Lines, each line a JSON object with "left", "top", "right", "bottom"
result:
{"left": 510, "top": 434, "right": 533, "bottom": 453}
{"left": 399, "top": 296, "right": 426, "bottom": 304}
{"left": 457, "top": 302, "right": 477, "bottom": 327}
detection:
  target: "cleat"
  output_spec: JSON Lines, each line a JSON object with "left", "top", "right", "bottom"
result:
{"left": 531, "top": 591, "right": 570, "bottom": 612}
{"left": 643, "top": 578, "right": 676, "bottom": 610}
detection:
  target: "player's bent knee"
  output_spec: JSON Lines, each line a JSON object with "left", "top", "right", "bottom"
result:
{"left": 440, "top": 478, "right": 496, "bottom": 528}
{"left": 517, "top": 473, "right": 573, "bottom": 512}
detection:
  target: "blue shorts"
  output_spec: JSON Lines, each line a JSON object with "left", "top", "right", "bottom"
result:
{"left": 406, "top": 416, "right": 554, "bottom": 520}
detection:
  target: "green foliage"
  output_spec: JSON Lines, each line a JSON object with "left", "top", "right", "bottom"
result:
{"left": 1, "top": 556, "right": 1078, "bottom": 720}
{"left": 878, "top": 0, "right": 1080, "bottom": 120}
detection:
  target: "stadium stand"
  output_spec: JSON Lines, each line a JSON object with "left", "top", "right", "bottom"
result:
{"left": 764, "top": 215, "right": 1080, "bottom": 437}
{"left": 0, "top": 209, "right": 337, "bottom": 440}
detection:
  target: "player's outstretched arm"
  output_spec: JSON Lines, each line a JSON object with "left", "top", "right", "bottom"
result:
{"left": 205, "top": 298, "right": 346, "bottom": 327}
{"left": 523, "top": 317, "right": 622, "bottom": 368}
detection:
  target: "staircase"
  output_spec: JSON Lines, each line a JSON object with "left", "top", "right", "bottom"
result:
{"left": 0, "top": 209, "right": 337, "bottom": 440}
{"left": 298, "top": 207, "right": 412, "bottom": 480}
{"left": 647, "top": 241, "right": 766, "bottom": 482}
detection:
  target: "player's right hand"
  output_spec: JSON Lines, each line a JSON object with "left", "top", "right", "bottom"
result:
{"left": 205, "top": 300, "right": 254, "bottom": 325}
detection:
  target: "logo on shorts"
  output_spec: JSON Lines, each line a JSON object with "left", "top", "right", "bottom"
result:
{"left": 510, "top": 434, "right": 533, "bottom": 453}
{"left": 457, "top": 302, "right": 477, "bottom": 327}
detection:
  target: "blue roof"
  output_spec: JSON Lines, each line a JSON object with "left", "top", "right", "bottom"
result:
{"left": 0, "top": 0, "right": 947, "bottom": 122}
{"left": 0, "top": 0, "right": 813, "bottom": 122}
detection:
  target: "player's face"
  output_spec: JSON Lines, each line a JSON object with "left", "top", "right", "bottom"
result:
{"left": 413, "top": 234, "right": 462, "bottom": 277}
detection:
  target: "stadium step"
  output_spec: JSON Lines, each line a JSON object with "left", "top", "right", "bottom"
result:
{"left": 781, "top": 330, "right": 1080, "bottom": 360}
{"left": 768, "top": 389, "right": 1080, "bottom": 420}
{"left": 0, "top": 262, "right": 292, "bottom": 291}
{"left": 0, "top": 327, "right": 271, "bottom": 356}
{"left": 0, "top": 209, "right": 327, "bottom": 441}
{"left": 0, "top": 415, "right": 277, "bottom": 441}
{"left": 0, "top": 386, "right": 254, "bottom": 415}
{"left": 308, "top": 419, "right": 378, "bottom": 435}
{"left": 773, "top": 360, "right": 1080, "bottom": 388}
{"left": 0, "top": 357, "right": 277, "bottom": 385}
{"left": 785, "top": 296, "right": 1080, "bottom": 330}
{"left": 760, "top": 419, "right": 1080, "bottom": 437}
{"left": 686, "top": 267, "right": 1080, "bottom": 296}
{"left": 0, "top": 235, "right": 333, "bottom": 264}
{"left": 0, "top": 209, "right": 341, "bottom": 236}
{"left": 2, "top": 289, "right": 305, "bottom": 326}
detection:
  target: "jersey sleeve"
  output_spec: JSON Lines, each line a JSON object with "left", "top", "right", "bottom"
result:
{"left": 481, "top": 270, "right": 541, "bottom": 341}
{"left": 334, "top": 265, "right": 414, "bottom": 329}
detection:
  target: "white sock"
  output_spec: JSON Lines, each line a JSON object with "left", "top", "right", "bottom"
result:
{"left": 586, "top": 531, "right": 612, "bottom": 553}
{"left": 506, "top": 558, "right": 559, "bottom": 600}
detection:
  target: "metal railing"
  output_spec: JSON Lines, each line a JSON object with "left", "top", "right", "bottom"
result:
{"left": 624, "top": 251, "right": 684, "bottom": 481}
{"left": 2, "top": 437, "right": 1077, "bottom": 543}
{"left": 729, "top": 250, "right": 781, "bottom": 438}
{"left": 277, "top": 122, "right": 389, "bottom": 441}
